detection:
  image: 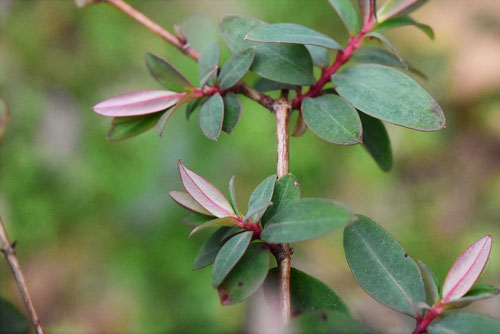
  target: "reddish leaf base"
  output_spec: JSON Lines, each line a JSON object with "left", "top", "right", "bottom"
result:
{"left": 414, "top": 304, "right": 444, "bottom": 334}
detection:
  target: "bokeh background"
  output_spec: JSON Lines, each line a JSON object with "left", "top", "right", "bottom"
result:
{"left": 1, "top": 0, "right": 499, "bottom": 332}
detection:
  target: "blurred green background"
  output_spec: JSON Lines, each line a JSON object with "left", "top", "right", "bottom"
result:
{"left": 1, "top": 0, "right": 499, "bottom": 332}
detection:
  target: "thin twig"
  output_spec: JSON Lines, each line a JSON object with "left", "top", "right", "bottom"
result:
{"left": 0, "top": 216, "right": 44, "bottom": 334}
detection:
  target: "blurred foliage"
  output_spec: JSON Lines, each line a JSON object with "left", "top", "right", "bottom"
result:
{"left": 0, "top": 0, "right": 499, "bottom": 332}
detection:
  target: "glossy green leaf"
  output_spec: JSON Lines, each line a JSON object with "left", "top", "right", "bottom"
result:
{"left": 288, "top": 311, "right": 371, "bottom": 334}
{"left": 264, "top": 267, "right": 350, "bottom": 316}
{"left": 198, "top": 42, "right": 220, "bottom": 87}
{"left": 344, "top": 215, "right": 426, "bottom": 316}
{"left": 193, "top": 227, "right": 231, "bottom": 270}
{"left": 220, "top": 16, "right": 315, "bottom": 85}
{"left": 217, "top": 243, "right": 270, "bottom": 305}
{"left": 427, "top": 313, "right": 500, "bottom": 334}
{"left": 375, "top": 16, "right": 434, "bottom": 39}
{"left": 261, "top": 198, "right": 353, "bottom": 243}
{"left": 261, "top": 174, "right": 301, "bottom": 224}
{"left": 0, "top": 298, "right": 29, "bottom": 334}
{"left": 222, "top": 93, "right": 242, "bottom": 134}
{"left": 377, "top": 0, "right": 424, "bottom": 22}
{"left": 417, "top": 260, "right": 440, "bottom": 305}
{"left": 0, "top": 99, "right": 9, "bottom": 141}
{"left": 186, "top": 98, "right": 203, "bottom": 120}
{"left": 146, "top": 53, "right": 193, "bottom": 92}
{"left": 302, "top": 95, "right": 362, "bottom": 145}
{"left": 218, "top": 47, "right": 255, "bottom": 90}
{"left": 306, "top": 45, "right": 330, "bottom": 68}
{"left": 359, "top": 112, "right": 392, "bottom": 171}
{"left": 254, "top": 78, "right": 300, "bottom": 92}
{"left": 351, "top": 48, "right": 426, "bottom": 78}
{"left": 212, "top": 231, "right": 253, "bottom": 287}
{"left": 228, "top": 176, "right": 242, "bottom": 217}
{"left": 199, "top": 93, "right": 224, "bottom": 140}
{"left": 245, "top": 23, "right": 342, "bottom": 50}
{"left": 107, "top": 112, "right": 162, "bottom": 141}
{"left": 247, "top": 174, "right": 276, "bottom": 222}
{"left": 328, "top": 0, "right": 362, "bottom": 35}
{"left": 189, "top": 217, "right": 240, "bottom": 238}
{"left": 332, "top": 64, "right": 445, "bottom": 131}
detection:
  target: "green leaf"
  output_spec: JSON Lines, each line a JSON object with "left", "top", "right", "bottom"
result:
{"left": 189, "top": 217, "right": 240, "bottom": 238}
{"left": 228, "top": 176, "right": 242, "bottom": 217}
{"left": 217, "top": 243, "right": 270, "bottom": 305}
{"left": 247, "top": 174, "right": 276, "bottom": 222}
{"left": 328, "top": 0, "right": 362, "bottom": 35}
{"left": 199, "top": 93, "right": 224, "bottom": 140}
{"left": 442, "top": 283, "right": 500, "bottom": 309}
{"left": 359, "top": 112, "right": 392, "bottom": 171}
{"left": 288, "top": 310, "right": 371, "bottom": 334}
{"left": 261, "top": 174, "right": 301, "bottom": 224}
{"left": 427, "top": 313, "right": 500, "bottom": 334}
{"left": 146, "top": 53, "right": 193, "bottom": 92}
{"left": 218, "top": 47, "right": 255, "bottom": 91}
{"left": 332, "top": 64, "right": 445, "bottom": 131}
{"left": 352, "top": 48, "right": 426, "bottom": 78}
{"left": 157, "top": 93, "right": 197, "bottom": 136}
{"left": 222, "top": 93, "right": 242, "bottom": 134}
{"left": 306, "top": 45, "right": 330, "bottom": 68}
{"left": 186, "top": 98, "right": 203, "bottom": 120}
{"left": 107, "top": 112, "right": 162, "bottom": 141}
{"left": 220, "top": 227, "right": 245, "bottom": 245}
{"left": 212, "top": 231, "right": 253, "bottom": 287}
{"left": 193, "top": 227, "right": 231, "bottom": 270}
{"left": 261, "top": 198, "right": 353, "bottom": 243}
{"left": 343, "top": 215, "right": 426, "bottom": 316}
{"left": 245, "top": 23, "right": 342, "bottom": 50}
{"left": 375, "top": 16, "right": 434, "bottom": 39}
{"left": 0, "top": 99, "right": 9, "bottom": 141}
{"left": 417, "top": 260, "right": 440, "bottom": 305}
{"left": 220, "top": 16, "right": 315, "bottom": 85}
{"left": 0, "top": 297, "right": 29, "bottom": 334}
{"left": 264, "top": 267, "right": 350, "bottom": 315}
{"left": 377, "top": 0, "right": 426, "bottom": 22}
{"left": 363, "top": 32, "right": 404, "bottom": 63}
{"left": 254, "top": 78, "right": 300, "bottom": 92}
{"left": 198, "top": 42, "right": 220, "bottom": 87}
{"left": 243, "top": 199, "right": 273, "bottom": 222}
{"left": 302, "top": 95, "right": 362, "bottom": 145}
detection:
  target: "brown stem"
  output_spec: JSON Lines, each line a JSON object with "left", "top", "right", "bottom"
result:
{"left": 273, "top": 96, "right": 292, "bottom": 323}
{"left": 0, "top": 216, "right": 44, "bottom": 334}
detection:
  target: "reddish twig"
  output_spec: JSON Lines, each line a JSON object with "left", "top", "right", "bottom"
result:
{"left": 413, "top": 304, "right": 444, "bottom": 334}
{"left": 0, "top": 216, "right": 44, "bottom": 334}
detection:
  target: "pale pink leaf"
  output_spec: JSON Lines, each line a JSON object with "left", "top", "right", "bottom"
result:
{"left": 178, "top": 160, "right": 237, "bottom": 218}
{"left": 93, "top": 90, "right": 183, "bottom": 117}
{"left": 169, "top": 190, "right": 214, "bottom": 216}
{"left": 441, "top": 235, "right": 492, "bottom": 303}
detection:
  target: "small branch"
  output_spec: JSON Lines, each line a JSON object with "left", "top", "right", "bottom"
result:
{"left": 413, "top": 304, "right": 443, "bottom": 334}
{"left": 0, "top": 216, "right": 44, "bottom": 334}
{"left": 273, "top": 96, "right": 292, "bottom": 323}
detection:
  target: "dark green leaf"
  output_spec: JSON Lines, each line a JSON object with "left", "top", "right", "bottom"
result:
{"left": 261, "top": 174, "right": 301, "bottom": 224}
{"left": 377, "top": 0, "right": 427, "bottom": 22}
{"left": 243, "top": 199, "right": 272, "bottom": 222}
{"left": 328, "top": 0, "right": 362, "bottom": 35}
{"left": 189, "top": 217, "right": 240, "bottom": 238}
{"left": 0, "top": 297, "right": 29, "bottom": 334}
{"left": 352, "top": 48, "right": 426, "bottom": 78}
{"left": 261, "top": 198, "right": 353, "bottom": 243}
{"left": 332, "top": 64, "right": 445, "bottom": 131}
{"left": 222, "top": 92, "right": 242, "bottom": 134}
{"left": 306, "top": 45, "right": 330, "bottom": 68}
{"left": 217, "top": 243, "right": 270, "bottom": 305}
{"left": 0, "top": 99, "right": 9, "bottom": 141}
{"left": 417, "top": 260, "right": 440, "bottom": 305}
{"left": 220, "top": 16, "right": 315, "bottom": 85}
{"left": 427, "top": 313, "right": 500, "bottom": 334}
{"left": 199, "top": 93, "right": 224, "bottom": 140}
{"left": 218, "top": 47, "right": 255, "bottom": 90}
{"left": 228, "top": 176, "right": 242, "bottom": 217}
{"left": 302, "top": 95, "right": 362, "bottom": 145}
{"left": 146, "top": 53, "right": 193, "bottom": 92}
{"left": 264, "top": 267, "right": 350, "bottom": 316}
{"left": 193, "top": 227, "right": 231, "bottom": 270}
{"left": 186, "top": 98, "right": 203, "bottom": 120}
{"left": 288, "top": 311, "right": 371, "bottom": 334}
{"left": 219, "top": 227, "right": 245, "bottom": 245}
{"left": 198, "top": 42, "right": 220, "bottom": 87}
{"left": 212, "top": 231, "right": 253, "bottom": 287}
{"left": 107, "top": 112, "right": 162, "bottom": 141}
{"left": 247, "top": 174, "right": 276, "bottom": 222}
{"left": 359, "top": 112, "right": 392, "bottom": 171}
{"left": 254, "top": 78, "right": 300, "bottom": 92}
{"left": 344, "top": 215, "right": 426, "bottom": 316}
{"left": 375, "top": 16, "right": 434, "bottom": 39}
{"left": 245, "top": 23, "right": 342, "bottom": 50}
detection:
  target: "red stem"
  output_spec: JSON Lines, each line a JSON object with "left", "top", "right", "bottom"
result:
{"left": 413, "top": 304, "right": 444, "bottom": 334}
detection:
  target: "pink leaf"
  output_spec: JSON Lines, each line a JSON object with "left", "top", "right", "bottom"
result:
{"left": 169, "top": 190, "right": 214, "bottom": 216}
{"left": 178, "top": 160, "right": 237, "bottom": 218}
{"left": 441, "top": 235, "right": 492, "bottom": 303}
{"left": 93, "top": 90, "right": 184, "bottom": 117}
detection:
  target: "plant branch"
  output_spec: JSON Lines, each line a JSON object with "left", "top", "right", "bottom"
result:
{"left": 413, "top": 304, "right": 444, "bottom": 334}
{"left": 0, "top": 216, "right": 44, "bottom": 334}
{"left": 273, "top": 95, "right": 292, "bottom": 323}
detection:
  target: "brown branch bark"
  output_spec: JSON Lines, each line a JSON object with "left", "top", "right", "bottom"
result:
{"left": 0, "top": 216, "right": 44, "bottom": 334}
{"left": 273, "top": 96, "right": 292, "bottom": 323}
